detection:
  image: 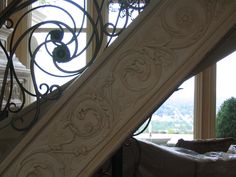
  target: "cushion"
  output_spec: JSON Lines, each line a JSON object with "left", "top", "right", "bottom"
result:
{"left": 175, "top": 137, "right": 234, "bottom": 154}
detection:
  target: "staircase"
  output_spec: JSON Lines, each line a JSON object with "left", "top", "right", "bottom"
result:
{"left": 0, "top": 0, "right": 235, "bottom": 177}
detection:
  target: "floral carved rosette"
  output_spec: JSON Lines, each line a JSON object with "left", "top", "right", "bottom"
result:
{"left": 160, "top": 0, "right": 214, "bottom": 49}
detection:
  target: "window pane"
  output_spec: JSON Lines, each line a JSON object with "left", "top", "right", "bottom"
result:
{"left": 109, "top": 3, "right": 141, "bottom": 28}
{"left": 107, "top": 2, "right": 144, "bottom": 45}
{"left": 216, "top": 51, "right": 236, "bottom": 139}
{"left": 136, "top": 77, "right": 194, "bottom": 146}
{"left": 32, "top": 0, "right": 87, "bottom": 28}
{"left": 216, "top": 51, "right": 236, "bottom": 110}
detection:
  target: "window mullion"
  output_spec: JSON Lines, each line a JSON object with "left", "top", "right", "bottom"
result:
{"left": 86, "top": 0, "right": 107, "bottom": 64}
{"left": 194, "top": 65, "right": 216, "bottom": 139}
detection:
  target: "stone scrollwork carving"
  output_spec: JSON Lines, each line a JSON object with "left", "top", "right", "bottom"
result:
{"left": 47, "top": 93, "right": 113, "bottom": 157}
{"left": 160, "top": 0, "right": 215, "bottom": 48}
{"left": 67, "top": 93, "right": 113, "bottom": 138}
{"left": 15, "top": 150, "right": 65, "bottom": 177}
{"left": 113, "top": 49, "right": 160, "bottom": 92}
{"left": 109, "top": 46, "right": 175, "bottom": 113}
{"left": 113, "top": 46, "right": 174, "bottom": 92}
{"left": 15, "top": 96, "right": 114, "bottom": 177}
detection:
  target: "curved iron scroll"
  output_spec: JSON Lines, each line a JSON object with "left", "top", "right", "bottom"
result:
{"left": 0, "top": 0, "right": 150, "bottom": 131}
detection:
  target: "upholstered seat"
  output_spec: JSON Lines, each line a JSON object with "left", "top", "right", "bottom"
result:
{"left": 122, "top": 139, "right": 236, "bottom": 177}
{"left": 175, "top": 137, "right": 234, "bottom": 154}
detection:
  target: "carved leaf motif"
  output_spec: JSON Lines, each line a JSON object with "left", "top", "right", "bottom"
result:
{"left": 142, "top": 46, "right": 175, "bottom": 68}
{"left": 47, "top": 120, "right": 75, "bottom": 150}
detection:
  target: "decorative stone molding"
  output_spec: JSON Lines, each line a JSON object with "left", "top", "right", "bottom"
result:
{"left": 0, "top": 0, "right": 235, "bottom": 177}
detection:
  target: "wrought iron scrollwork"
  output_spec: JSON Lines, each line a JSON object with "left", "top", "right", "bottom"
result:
{"left": 0, "top": 0, "right": 150, "bottom": 131}
{"left": 106, "top": 0, "right": 150, "bottom": 45}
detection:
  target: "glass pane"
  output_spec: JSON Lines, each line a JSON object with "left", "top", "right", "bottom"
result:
{"left": 32, "top": 0, "right": 87, "bottom": 28}
{"left": 136, "top": 77, "right": 194, "bottom": 146}
{"left": 109, "top": 3, "right": 140, "bottom": 28}
{"left": 107, "top": 2, "right": 146, "bottom": 45}
{"left": 216, "top": 51, "right": 236, "bottom": 110}
{"left": 107, "top": 36, "right": 117, "bottom": 45}
{"left": 32, "top": 32, "right": 86, "bottom": 88}
{"left": 216, "top": 51, "right": 236, "bottom": 139}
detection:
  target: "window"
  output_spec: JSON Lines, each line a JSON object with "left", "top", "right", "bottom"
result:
{"left": 31, "top": 1, "right": 88, "bottom": 88}
{"left": 216, "top": 51, "right": 236, "bottom": 138}
{"left": 216, "top": 51, "right": 236, "bottom": 111}
{"left": 107, "top": 2, "right": 144, "bottom": 45}
{"left": 136, "top": 77, "right": 194, "bottom": 146}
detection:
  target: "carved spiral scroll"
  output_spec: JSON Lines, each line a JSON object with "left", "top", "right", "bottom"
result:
{"left": 67, "top": 93, "right": 113, "bottom": 139}
{"left": 16, "top": 151, "right": 64, "bottom": 177}
{"left": 113, "top": 47, "right": 174, "bottom": 92}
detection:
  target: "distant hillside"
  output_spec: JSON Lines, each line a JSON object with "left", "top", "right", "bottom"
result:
{"left": 137, "top": 100, "right": 194, "bottom": 134}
